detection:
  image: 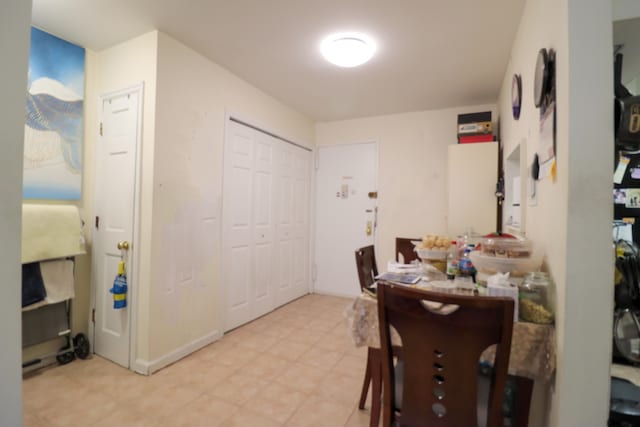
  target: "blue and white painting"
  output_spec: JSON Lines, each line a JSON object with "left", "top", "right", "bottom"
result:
{"left": 24, "top": 27, "right": 85, "bottom": 200}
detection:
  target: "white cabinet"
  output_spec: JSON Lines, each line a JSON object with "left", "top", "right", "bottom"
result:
{"left": 447, "top": 142, "right": 498, "bottom": 238}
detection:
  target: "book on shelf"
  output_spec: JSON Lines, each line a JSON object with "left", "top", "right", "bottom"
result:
{"left": 458, "top": 134, "right": 495, "bottom": 144}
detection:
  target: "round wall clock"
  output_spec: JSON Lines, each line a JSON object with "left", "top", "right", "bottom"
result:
{"left": 511, "top": 74, "right": 522, "bottom": 120}
{"left": 534, "top": 48, "right": 549, "bottom": 108}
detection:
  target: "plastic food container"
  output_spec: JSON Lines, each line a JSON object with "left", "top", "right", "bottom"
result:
{"left": 469, "top": 251, "right": 543, "bottom": 277}
{"left": 518, "top": 272, "right": 554, "bottom": 324}
{"left": 416, "top": 248, "right": 448, "bottom": 273}
{"left": 480, "top": 237, "right": 532, "bottom": 258}
{"left": 416, "top": 248, "right": 448, "bottom": 260}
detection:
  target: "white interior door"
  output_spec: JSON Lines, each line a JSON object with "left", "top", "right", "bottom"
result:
{"left": 93, "top": 86, "right": 142, "bottom": 368}
{"left": 222, "top": 120, "right": 311, "bottom": 331}
{"left": 314, "top": 142, "right": 378, "bottom": 297}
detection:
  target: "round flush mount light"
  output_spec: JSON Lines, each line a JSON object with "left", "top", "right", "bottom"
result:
{"left": 320, "top": 32, "right": 376, "bottom": 68}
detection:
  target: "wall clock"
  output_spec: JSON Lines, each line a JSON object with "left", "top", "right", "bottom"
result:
{"left": 511, "top": 74, "right": 522, "bottom": 120}
{"left": 534, "top": 48, "right": 549, "bottom": 108}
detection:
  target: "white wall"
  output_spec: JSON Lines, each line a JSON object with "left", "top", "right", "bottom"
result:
{"left": 614, "top": 0, "right": 640, "bottom": 21}
{"left": 315, "top": 104, "right": 496, "bottom": 266}
{"left": 144, "top": 32, "right": 314, "bottom": 366}
{"left": 497, "top": 0, "right": 613, "bottom": 425}
{"left": 0, "top": 1, "right": 31, "bottom": 426}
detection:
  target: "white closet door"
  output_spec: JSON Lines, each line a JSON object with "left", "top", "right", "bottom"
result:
{"left": 222, "top": 122, "right": 275, "bottom": 331}
{"left": 274, "top": 143, "right": 310, "bottom": 306}
{"left": 222, "top": 122, "right": 255, "bottom": 331}
{"left": 222, "top": 120, "right": 308, "bottom": 331}
{"left": 290, "top": 147, "right": 311, "bottom": 302}
{"left": 252, "top": 132, "right": 275, "bottom": 319}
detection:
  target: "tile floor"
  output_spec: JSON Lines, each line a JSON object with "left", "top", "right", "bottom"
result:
{"left": 23, "top": 294, "right": 379, "bottom": 427}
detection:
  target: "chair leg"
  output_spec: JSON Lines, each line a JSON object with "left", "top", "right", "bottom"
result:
{"left": 369, "top": 348, "right": 383, "bottom": 427}
{"left": 512, "top": 375, "right": 534, "bottom": 427}
{"left": 359, "top": 348, "right": 373, "bottom": 409}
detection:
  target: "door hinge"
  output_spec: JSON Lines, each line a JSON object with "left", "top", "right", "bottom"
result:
{"left": 91, "top": 308, "right": 96, "bottom": 323}
{"left": 99, "top": 122, "right": 103, "bottom": 136}
{"left": 95, "top": 216, "right": 99, "bottom": 229}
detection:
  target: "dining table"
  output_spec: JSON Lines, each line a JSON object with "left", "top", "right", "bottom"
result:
{"left": 345, "top": 285, "right": 556, "bottom": 427}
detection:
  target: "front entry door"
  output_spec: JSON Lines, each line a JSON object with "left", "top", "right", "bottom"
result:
{"left": 93, "top": 85, "right": 142, "bottom": 368}
{"left": 314, "top": 142, "right": 378, "bottom": 297}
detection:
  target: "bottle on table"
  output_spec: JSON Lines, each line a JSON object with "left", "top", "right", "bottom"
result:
{"left": 457, "top": 244, "right": 477, "bottom": 283}
{"left": 446, "top": 240, "right": 458, "bottom": 280}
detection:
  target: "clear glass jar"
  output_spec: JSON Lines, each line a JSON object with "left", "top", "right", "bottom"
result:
{"left": 518, "top": 272, "right": 554, "bottom": 324}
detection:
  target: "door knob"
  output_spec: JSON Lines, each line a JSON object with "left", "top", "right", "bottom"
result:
{"left": 117, "top": 241, "right": 130, "bottom": 250}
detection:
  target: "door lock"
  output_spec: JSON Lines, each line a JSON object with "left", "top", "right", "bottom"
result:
{"left": 366, "top": 221, "right": 373, "bottom": 236}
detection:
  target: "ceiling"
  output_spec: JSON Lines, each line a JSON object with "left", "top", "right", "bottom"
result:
{"left": 31, "top": 0, "right": 526, "bottom": 122}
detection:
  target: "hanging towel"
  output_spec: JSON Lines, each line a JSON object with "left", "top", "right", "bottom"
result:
{"left": 22, "top": 262, "right": 46, "bottom": 308}
{"left": 40, "top": 259, "right": 75, "bottom": 304}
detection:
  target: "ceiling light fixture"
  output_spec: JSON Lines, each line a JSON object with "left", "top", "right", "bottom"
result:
{"left": 320, "top": 32, "right": 376, "bottom": 68}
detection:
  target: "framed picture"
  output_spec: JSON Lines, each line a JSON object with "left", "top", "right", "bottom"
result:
{"left": 24, "top": 27, "right": 85, "bottom": 200}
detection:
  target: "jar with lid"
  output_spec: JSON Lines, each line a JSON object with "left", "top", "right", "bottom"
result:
{"left": 518, "top": 272, "right": 554, "bottom": 324}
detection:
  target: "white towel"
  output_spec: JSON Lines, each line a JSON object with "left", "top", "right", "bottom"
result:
{"left": 40, "top": 259, "right": 75, "bottom": 304}
{"left": 22, "top": 204, "right": 86, "bottom": 263}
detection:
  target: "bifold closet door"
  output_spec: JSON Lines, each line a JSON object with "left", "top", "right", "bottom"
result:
{"left": 222, "top": 121, "right": 276, "bottom": 331}
{"left": 222, "top": 120, "right": 310, "bottom": 332}
{"left": 274, "top": 143, "right": 310, "bottom": 307}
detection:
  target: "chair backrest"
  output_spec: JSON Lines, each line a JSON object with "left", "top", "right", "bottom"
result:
{"left": 396, "top": 237, "right": 420, "bottom": 264}
{"left": 355, "top": 245, "right": 379, "bottom": 291}
{"left": 377, "top": 283, "right": 514, "bottom": 427}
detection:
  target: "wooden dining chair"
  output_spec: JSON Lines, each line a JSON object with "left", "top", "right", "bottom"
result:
{"left": 377, "top": 282, "right": 514, "bottom": 427}
{"left": 355, "top": 245, "right": 379, "bottom": 292}
{"left": 354, "top": 245, "right": 383, "bottom": 427}
{"left": 395, "top": 237, "right": 419, "bottom": 264}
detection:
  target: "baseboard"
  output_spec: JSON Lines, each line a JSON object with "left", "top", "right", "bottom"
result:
{"left": 132, "top": 329, "right": 223, "bottom": 375}
{"left": 311, "top": 289, "right": 359, "bottom": 299}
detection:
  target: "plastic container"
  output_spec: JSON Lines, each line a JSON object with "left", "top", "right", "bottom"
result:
{"left": 518, "top": 272, "right": 554, "bottom": 324}
{"left": 416, "top": 247, "right": 448, "bottom": 273}
{"left": 469, "top": 251, "right": 543, "bottom": 277}
{"left": 480, "top": 237, "right": 532, "bottom": 258}
{"left": 416, "top": 248, "right": 448, "bottom": 260}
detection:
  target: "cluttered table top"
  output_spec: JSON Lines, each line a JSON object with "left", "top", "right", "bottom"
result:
{"left": 346, "top": 233, "right": 557, "bottom": 382}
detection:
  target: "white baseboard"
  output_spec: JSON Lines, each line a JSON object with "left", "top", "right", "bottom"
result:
{"left": 132, "top": 329, "right": 223, "bottom": 375}
{"left": 311, "top": 289, "right": 359, "bottom": 299}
